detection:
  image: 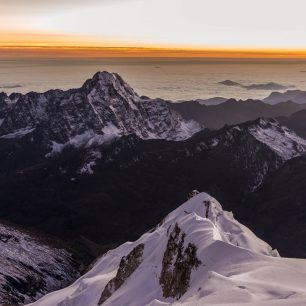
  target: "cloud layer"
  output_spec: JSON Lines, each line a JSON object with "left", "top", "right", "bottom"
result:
{"left": 1, "top": 0, "right": 127, "bottom": 13}
{"left": 1, "top": 0, "right": 306, "bottom": 51}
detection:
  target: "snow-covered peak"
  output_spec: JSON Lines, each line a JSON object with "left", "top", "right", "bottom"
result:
{"left": 90, "top": 71, "right": 124, "bottom": 84}
{"left": 162, "top": 192, "right": 278, "bottom": 256}
{"left": 29, "top": 192, "right": 306, "bottom": 306}
{"left": 82, "top": 71, "right": 140, "bottom": 103}
{"left": 0, "top": 71, "right": 200, "bottom": 149}
{"left": 248, "top": 118, "right": 306, "bottom": 160}
{"left": 86, "top": 71, "right": 137, "bottom": 91}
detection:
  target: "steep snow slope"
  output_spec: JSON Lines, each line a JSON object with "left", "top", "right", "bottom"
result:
{"left": 248, "top": 118, "right": 306, "bottom": 160}
{"left": 29, "top": 193, "right": 306, "bottom": 306}
{"left": 0, "top": 222, "right": 80, "bottom": 305}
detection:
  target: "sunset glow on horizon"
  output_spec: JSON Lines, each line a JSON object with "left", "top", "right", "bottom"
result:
{"left": 1, "top": 0, "right": 306, "bottom": 59}
{"left": 1, "top": 45, "right": 306, "bottom": 60}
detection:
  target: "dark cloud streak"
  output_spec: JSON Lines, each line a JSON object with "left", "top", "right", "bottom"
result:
{"left": 0, "top": 84, "right": 22, "bottom": 89}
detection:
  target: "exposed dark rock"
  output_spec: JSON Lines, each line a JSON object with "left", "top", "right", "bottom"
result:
{"left": 204, "top": 200, "right": 210, "bottom": 218}
{"left": 98, "top": 243, "right": 144, "bottom": 305}
{"left": 242, "top": 155, "right": 306, "bottom": 258}
{"left": 278, "top": 109, "right": 306, "bottom": 138}
{"left": 160, "top": 224, "right": 201, "bottom": 299}
{"left": 0, "top": 119, "right": 302, "bottom": 259}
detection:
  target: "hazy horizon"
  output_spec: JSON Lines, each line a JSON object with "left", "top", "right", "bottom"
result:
{"left": 1, "top": 58, "right": 306, "bottom": 101}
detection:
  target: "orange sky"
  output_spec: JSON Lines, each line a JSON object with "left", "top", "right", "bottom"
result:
{"left": 1, "top": 30, "right": 306, "bottom": 60}
{"left": 1, "top": 0, "right": 306, "bottom": 59}
{"left": 1, "top": 45, "right": 306, "bottom": 60}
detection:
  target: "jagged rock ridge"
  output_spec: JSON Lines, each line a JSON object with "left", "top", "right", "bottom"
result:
{"left": 0, "top": 71, "right": 201, "bottom": 177}
{"left": 0, "top": 71, "right": 199, "bottom": 151}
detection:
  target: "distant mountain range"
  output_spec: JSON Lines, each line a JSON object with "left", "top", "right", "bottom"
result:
{"left": 263, "top": 89, "right": 306, "bottom": 104}
{"left": 0, "top": 72, "right": 305, "bottom": 254}
{"left": 170, "top": 98, "right": 306, "bottom": 129}
{"left": 194, "top": 96, "right": 227, "bottom": 105}
{"left": 219, "top": 79, "right": 294, "bottom": 90}
{"left": 184, "top": 89, "right": 306, "bottom": 109}
{"left": 1, "top": 72, "right": 306, "bottom": 304}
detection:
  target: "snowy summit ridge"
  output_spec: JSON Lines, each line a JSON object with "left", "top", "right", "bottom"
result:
{"left": 29, "top": 192, "right": 306, "bottom": 306}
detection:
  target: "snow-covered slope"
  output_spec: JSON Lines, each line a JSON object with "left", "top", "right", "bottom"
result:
{"left": 29, "top": 193, "right": 306, "bottom": 306}
{"left": 169, "top": 118, "right": 306, "bottom": 190}
{"left": 0, "top": 222, "right": 80, "bottom": 305}
{"left": 0, "top": 72, "right": 199, "bottom": 147}
{"left": 244, "top": 118, "right": 306, "bottom": 161}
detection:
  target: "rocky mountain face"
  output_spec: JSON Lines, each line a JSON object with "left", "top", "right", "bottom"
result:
{"left": 0, "top": 92, "right": 11, "bottom": 121}
{"left": 0, "top": 222, "right": 81, "bottom": 305}
{"left": 278, "top": 109, "right": 306, "bottom": 139}
{"left": 243, "top": 154, "right": 306, "bottom": 258}
{"left": 0, "top": 71, "right": 199, "bottom": 142}
{"left": 29, "top": 193, "right": 306, "bottom": 306}
{"left": 0, "top": 71, "right": 199, "bottom": 176}
{"left": 0, "top": 117, "right": 304, "bottom": 259}
{"left": 170, "top": 98, "right": 306, "bottom": 129}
